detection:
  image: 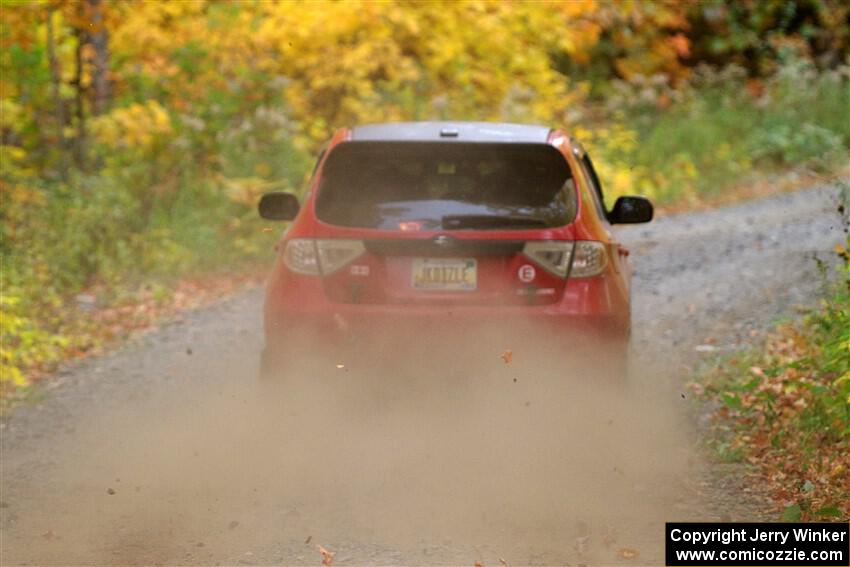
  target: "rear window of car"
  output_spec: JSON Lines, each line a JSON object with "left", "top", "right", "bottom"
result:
{"left": 314, "top": 142, "right": 576, "bottom": 230}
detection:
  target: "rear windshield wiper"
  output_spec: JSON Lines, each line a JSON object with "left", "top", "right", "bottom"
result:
{"left": 442, "top": 214, "right": 548, "bottom": 230}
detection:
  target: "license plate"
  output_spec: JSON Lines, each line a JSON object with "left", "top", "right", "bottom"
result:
{"left": 411, "top": 258, "right": 477, "bottom": 291}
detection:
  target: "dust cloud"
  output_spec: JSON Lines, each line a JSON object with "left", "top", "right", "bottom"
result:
{"left": 3, "top": 322, "right": 701, "bottom": 566}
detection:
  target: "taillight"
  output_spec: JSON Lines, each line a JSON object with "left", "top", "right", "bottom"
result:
{"left": 570, "top": 241, "right": 607, "bottom": 277}
{"left": 316, "top": 239, "right": 366, "bottom": 273}
{"left": 522, "top": 241, "right": 574, "bottom": 277}
{"left": 283, "top": 239, "right": 320, "bottom": 275}
{"left": 522, "top": 240, "right": 608, "bottom": 278}
{"left": 282, "top": 238, "right": 365, "bottom": 276}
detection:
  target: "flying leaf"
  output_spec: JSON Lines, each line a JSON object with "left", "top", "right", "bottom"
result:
{"left": 500, "top": 350, "right": 513, "bottom": 364}
{"left": 316, "top": 544, "right": 335, "bottom": 567}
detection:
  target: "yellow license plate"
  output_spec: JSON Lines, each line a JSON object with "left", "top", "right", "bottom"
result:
{"left": 411, "top": 258, "right": 477, "bottom": 291}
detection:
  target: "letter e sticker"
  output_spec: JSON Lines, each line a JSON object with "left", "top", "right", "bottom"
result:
{"left": 518, "top": 264, "right": 536, "bottom": 283}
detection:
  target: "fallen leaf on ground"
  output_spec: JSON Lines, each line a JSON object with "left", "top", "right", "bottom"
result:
{"left": 500, "top": 350, "right": 513, "bottom": 364}
{"left": 617, "top": 548, "right": 639, "bottom": 560}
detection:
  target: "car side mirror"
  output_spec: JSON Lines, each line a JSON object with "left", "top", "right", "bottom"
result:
{"left": 258, "top": 192, "right": 300, "bottom": 221}
{"left": 608, "top": 196, "right": 653, "bottom": 224}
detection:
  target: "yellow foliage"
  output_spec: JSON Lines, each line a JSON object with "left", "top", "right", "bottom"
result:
{"left": 105, "top": 0, "right": 608, "bottom": 145}
{"left": 217, "top": 174, "right": 289, "bottom": 209}
{"left": 574, "top": 121, "right": 648, "bottom": 201}
{"left": 91, "top": 101, "right": 173, "bottom": 151}
{"left": 1, "top": 0, "right": 698, "bottom": 156}
{"left": 0, "top": 98, "right": 23, "bottom": 130}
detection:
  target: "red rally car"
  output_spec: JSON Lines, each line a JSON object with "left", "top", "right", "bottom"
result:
{"left": 258, "top": 122, "right": 653, "bottom": 378}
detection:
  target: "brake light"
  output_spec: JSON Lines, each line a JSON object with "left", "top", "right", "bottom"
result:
{"left": 522, "top": 241, "right": 574, "bottom": 277}
{"left": 522, "top": 241, "right": 608, "bottom": 278}
{"left": 283, "top": 239, "right": 365, "bottom": 275}
{"left": 570, "top": 241, "right": 607, "bottom": 277}
{"left": 317, "top": 239, "right": 366, "bottom": 273}
{"left": 283, "top": 239, "right": 320, "bottom": 275}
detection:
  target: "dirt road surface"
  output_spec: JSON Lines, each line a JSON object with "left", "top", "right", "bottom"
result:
{"left": 1, "top": 183, "right": 845, "bottom": 566}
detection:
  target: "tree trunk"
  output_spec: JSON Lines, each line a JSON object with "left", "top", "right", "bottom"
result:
{"left": 87, "top": 0, "right": 110, "bottom": 116}
{"left": 72, "top": 21, "right": 87, "bottom": 169}
{"left": 45, "top": 7, "right": 69, "bottom": 179}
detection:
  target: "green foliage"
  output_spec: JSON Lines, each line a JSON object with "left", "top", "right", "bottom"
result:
{"left": 584, "top": 59, "right": 849, "bottom": 205}
{"left": 685, "top": 0, "right": 850, "bottom": 75}
{"left": 782, "top": 503, "right": 802, "bottom": 522}
{"left": 815, "top": 505, "right": 842, "bottom": 518}
{"left": 806, "top": 243, "right": 850, "bottom": 437}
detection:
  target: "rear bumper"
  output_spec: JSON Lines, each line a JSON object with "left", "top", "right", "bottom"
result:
{"left": 264, "top": 300, "right": 629, "bottom": 352}
{"left": 263, "top": 261, "right": 630, "bottom": 353}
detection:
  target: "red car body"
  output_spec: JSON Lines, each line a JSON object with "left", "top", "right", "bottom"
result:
{"left": 259, "top": 122, "right": 652, "bottom": 375}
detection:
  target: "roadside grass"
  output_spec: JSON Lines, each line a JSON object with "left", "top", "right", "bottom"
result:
{"left": 696, "top": 229, "right": 850, "bottom": 521}
{"left": 0, "top": 268, "right": 268, "bottom": 408}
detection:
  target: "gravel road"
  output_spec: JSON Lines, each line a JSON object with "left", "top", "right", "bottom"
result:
{"left": 1, "top": 183, "right": 845, "bottom": 566}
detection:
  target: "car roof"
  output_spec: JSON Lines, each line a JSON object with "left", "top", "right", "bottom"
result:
{"left": 350, "top": 121, "right": 552, "bottom": 144}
